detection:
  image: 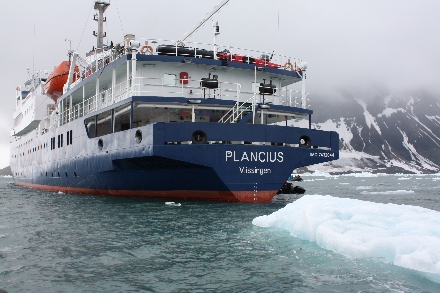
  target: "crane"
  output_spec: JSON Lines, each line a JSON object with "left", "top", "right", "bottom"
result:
{"left": 178, "top": 0, "right": 230, "bottom": 42}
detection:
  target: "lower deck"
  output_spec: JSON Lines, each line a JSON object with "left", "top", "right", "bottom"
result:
{"left": 10, "top": 106, "right": 338, "bottom": 201}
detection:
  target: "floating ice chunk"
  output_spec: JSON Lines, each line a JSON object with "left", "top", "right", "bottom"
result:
{"left": 301, "top": 171, "right": 332, "bottom": 177}
{"left": 356, "top": 186, "right": 373, "bottom": 190}
{"left": 361, "top": 190, "right": 414, "bottom": 195}
{"left": 342, "top": 172, "right": 378, "bottom": 177}
{"left": 58, "top": 191, "right": 64, "bottom": 194}
{"left": 397, "top": 177, "right": 411, "bottom": 180}
{"left": 165, "top": 202, "right": 181, "bottom": 206}
{"left": 253, "top": 195, "right": 440, "bottom": 277}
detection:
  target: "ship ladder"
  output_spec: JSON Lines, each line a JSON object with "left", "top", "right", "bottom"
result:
{"left": 218, "top": 94, "right": 256, "bottom": 123}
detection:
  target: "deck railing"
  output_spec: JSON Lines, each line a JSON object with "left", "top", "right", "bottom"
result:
{"left": 60, "top": 75, "right": 308, "bottom": 127}
{"left": 137, "top": 38, "right": 306, "bottom": 75}
{"left": 68, "top": 38, "right": 307, "bottom": 90}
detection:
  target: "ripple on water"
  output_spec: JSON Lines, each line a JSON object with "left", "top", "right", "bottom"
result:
{"left": 0, "top": 176, "right": 439, "bottom": 292}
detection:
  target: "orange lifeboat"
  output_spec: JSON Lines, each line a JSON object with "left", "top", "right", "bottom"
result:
{"left": 44, "top": 61, "right": 79, "bottom": 102}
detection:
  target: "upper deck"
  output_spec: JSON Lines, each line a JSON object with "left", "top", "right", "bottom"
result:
{"left": 56, "top": 37, "right": 310, "bottom": 128}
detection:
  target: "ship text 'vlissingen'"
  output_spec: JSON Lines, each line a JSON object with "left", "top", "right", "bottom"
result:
{"left": 239, "top": 167, "right": 272, "bottom": 175}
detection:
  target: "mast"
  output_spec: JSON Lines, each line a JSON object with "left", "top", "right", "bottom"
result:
{"left": 93, "top": 1, "right": 110, "bottom": 51}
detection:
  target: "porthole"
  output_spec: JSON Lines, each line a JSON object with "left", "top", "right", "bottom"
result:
{"left": 299, "top": 135, "right": 311, "bottom": 148}
{"left": 192, "top": 130, "right": 207, "bottom": 144}
{"left": 135, "top": 129, "right": 142, "bottom": 144}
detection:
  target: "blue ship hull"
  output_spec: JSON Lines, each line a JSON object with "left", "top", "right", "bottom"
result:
{"left": 11, "top": 100, "right": 339, "bottom": 202}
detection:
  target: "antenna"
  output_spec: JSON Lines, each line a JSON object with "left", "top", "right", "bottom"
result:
{"left": 65, "top": 39, "right": 72, "bottom": 51}
{"left": 179, "top": 0, "right": 230, "bottom": 42}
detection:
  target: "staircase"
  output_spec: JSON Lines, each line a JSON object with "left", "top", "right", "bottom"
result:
{"left": 218, "top": 94, "right": 256, "bottom": 123}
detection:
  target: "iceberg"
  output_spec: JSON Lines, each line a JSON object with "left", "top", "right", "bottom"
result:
{"left": 253, "top": 195, "right": 440, "bottom": 277}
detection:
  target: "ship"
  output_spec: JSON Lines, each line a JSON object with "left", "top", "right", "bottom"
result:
{"left": 10, "top": 1, "right": 339, "bottom": 202}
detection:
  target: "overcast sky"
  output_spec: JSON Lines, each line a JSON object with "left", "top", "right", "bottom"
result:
{"left": 0, "top": 0, "right": 439, "bottom": 168}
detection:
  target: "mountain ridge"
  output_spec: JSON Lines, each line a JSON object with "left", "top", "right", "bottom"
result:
{"left": 298, "top": 93, "right": 440, "bottom": 174}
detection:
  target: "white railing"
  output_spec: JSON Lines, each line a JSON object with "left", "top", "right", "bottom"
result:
{"left": 69, "top": 48, "right": 125, "bottom": 89}
{"left": 131, "top": 77, "right": 241, "bottom": 100}
{"left": 60, "top": 76, "right": 309, "bottom": 126}
{"left": 61, "top": 80, "right": 129, "bottom": 124}
{"left": 68, "top": 38, "right": 306, "bottom": 90}
{"left": 239, "top": 89, "right": 309, "bottom": 108}
{"left": 137, "top": 38, "right": 307, "bottom": 74}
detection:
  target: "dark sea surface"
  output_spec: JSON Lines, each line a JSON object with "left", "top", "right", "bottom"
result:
{"left": 1, "top": 174, "right": 439, "bottom": 292}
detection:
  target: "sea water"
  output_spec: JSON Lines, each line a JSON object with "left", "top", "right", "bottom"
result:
{"left": 1, "top": 174, "right": 440, "bottom": 292}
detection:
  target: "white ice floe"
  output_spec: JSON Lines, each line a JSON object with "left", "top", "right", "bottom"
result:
{"left": 355, "top": 186, "right": 373, "bottom": 190}
{"left": 58, "top": 191, "right": 64, "bottom": 194}
{"left": 253, "top": 195, "right": 440, "bottom": 278}
{"left": 397, "top": 177, "right": 411, "bottom": 180}
{"left": 301, "top": 171, "right": 333, "bottom": 177}
{"left": 341, "top": 172, "right": 379, "bottom": 177}
{"left": 165, "top": 202, "right": 181, "bottom": 206}
{"left": 361, "top": 190, "right": 415, "bottom": 195}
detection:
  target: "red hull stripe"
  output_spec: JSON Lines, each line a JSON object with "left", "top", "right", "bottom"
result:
{"left": 14, "top": 181, "right": 276, "bottom": 203}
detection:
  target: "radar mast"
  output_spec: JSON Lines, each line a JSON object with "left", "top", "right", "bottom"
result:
{"left": 93, "top": 1, "right": 110, "bottom": 51}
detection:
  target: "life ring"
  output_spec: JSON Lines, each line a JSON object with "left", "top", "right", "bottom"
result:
{"left": 16, "top": 87, "right": 20, "bottom": 91}
{"left": 283, "top": 62, "right": 294, "bottom": 71}
{"left": 140, "top": 45, "right": 154, "bottom": 55}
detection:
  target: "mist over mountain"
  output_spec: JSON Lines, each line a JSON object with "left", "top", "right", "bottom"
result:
{"left": 299, "top": 92, "right": 440, "bottom": 174}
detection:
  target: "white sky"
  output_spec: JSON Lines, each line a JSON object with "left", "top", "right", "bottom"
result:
{"left": 0, "top": 0, "right": 439, "bottom": 168}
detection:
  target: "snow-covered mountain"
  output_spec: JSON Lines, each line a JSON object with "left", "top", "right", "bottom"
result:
{"left": 298, "top": 93, "right": 440, "bottom": 174}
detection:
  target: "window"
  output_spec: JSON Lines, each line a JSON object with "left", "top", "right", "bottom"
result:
{"left": 67, "top": 131, "right": 70, "bottom": 146}
{"left": 85, "top": 103, "right": 133, "bottom": 138}
{"left": 114, "top": 103, "right": 131, "bottom": 133}
{"left": 163, "top": 74, "right": 177, "bottom": 86}
{"left": 85, "top": 116, "right": 97, "bottom": 138}
{"left": 97, "top": 110, "right": 113, "bottom": 137}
